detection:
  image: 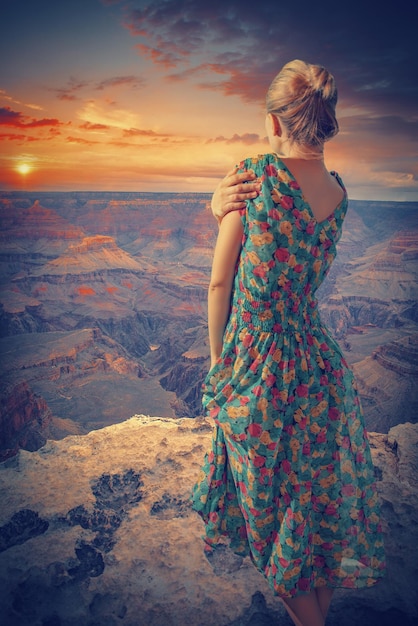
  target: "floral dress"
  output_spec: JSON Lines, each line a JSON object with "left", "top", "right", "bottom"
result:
{"left": 192, "top": 153, "right": 386, "bottom": 598}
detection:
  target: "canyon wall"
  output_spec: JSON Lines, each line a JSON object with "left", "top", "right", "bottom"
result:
{"left": 0, "top": 192, "right": 417, "bottom": 457}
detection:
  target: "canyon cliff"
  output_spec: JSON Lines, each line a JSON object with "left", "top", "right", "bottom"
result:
{"left": 0, "top": 192, "right": 417, "bottom": 457}
{"left": 0, "top": 417, "right": 416, "bottom": 626}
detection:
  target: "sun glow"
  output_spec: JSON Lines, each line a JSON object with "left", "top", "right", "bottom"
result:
{"left": 16, "top": 163, "right": 32, "bottom": 175}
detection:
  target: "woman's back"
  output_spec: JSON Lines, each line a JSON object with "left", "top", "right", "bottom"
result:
{"left": 233, "top": 153, "right": 348, "bottom": 329}
{"left": 279, "top": 157, "right": 345, "bottom": 224}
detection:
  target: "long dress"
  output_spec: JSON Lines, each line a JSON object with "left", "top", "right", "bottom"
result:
{"left": 191, "top": 153, "right": 386, "bottom": 598}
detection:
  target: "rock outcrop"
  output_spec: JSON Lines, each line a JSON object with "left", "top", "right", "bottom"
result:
{"left": 0, "top": 381, "right": 52, "bottom": 461}
{"left": 0, "top": 417, "right": 416, "bottom": 626}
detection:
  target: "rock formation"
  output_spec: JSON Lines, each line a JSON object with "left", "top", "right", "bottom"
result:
{"left": 0, "top": 192, "right": 417, "bottom": 456}
{"left": 352, "top": 333, "right": 418, "bottom": 433}
{"left": 0, "top": 416, "right": 416, "bottom": 626}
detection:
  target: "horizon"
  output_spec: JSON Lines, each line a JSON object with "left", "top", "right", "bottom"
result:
{"left": 0, "top": 189, "right": 418, "bottom": 210}
{"left": 1, "top": 1, "right": 417, "bottom": 201}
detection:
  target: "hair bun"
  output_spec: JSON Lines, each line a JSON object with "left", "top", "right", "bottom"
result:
{"left": 309, "top": 65, "right": 336, "bottom": 100}
{"left": 266, "top": 59, "right": 339, "bottom": 146}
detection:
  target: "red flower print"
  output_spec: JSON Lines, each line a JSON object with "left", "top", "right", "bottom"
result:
{"left": 238, "top": 525, "right": 247, "bottom": 538}
{"left": 253, "top": 265, "right": 268, "bottom": 280}
{"left": 341, "top": 484, "right": 356, "bottom": 496}
{"left": 265, "top": 164, "right": 278, "bottom": 177}
{"left": 328, "top": 407, "right": 340, "bottom": 421}
{"left": 297, "top": 577, "right": 311, "bottom": 591}
{"left": 296, "top": 383, "right": 309, "bottom": 397}
{"left": 253, "top": 540, "right": 265, "bottom": 553}
{"left": 306, "top": 221, "right": 316, "bottom": 235}
{"left": 283, "top": 493, "right": 291, "bottom": 505}
{"left": 282, "top": 459, "right": 292, "bottom": 474}
{"left": 253, "top": 454, "right": 266, "bottom": 468}
{"left": 316, "top": 431, "right": 326, "bottom": 444}
{"left": 247, "top": 423, "right": 263, "bottom": 437}
{"left": 268, "top": 208, "right": 283, "bottom": 221}
{"left": 289, "top": 180, "right": 300, "bottom": 189}
{"left": 239, "top": 482, "right": 248, "bottom": 496}
{"left": 258, "top": 221, "right": 270, "bottom": 232}
{"left": 275, "top": 247, "right": 290, "bottom": 262}
{"left": 325, "top": 504, "right": 338, "bottom": 516}
{"left": 280, "top": 195, "right": 293, "bottom": 209}
{"left": 252, "top": 385, "right": 263, "bottom": 397}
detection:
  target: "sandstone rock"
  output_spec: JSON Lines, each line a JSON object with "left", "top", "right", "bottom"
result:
{"left": 0, "top": 417, "right": 416, "bottom": 626}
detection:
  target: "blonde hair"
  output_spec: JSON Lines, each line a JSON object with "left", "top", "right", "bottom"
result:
{"left": 266, "top": 59, "right": 339, "bottom": 147}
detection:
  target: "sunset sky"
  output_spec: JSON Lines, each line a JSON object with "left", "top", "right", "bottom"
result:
{"left": 1, "top": 0, "right": 417, "bottom": 200}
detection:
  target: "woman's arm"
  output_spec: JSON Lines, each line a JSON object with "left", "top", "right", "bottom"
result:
{"left": 211, "top": 167, "right": 261, "bottom": 224}
{"left": 208, "top": 209, "right": 243, "bottom": 367}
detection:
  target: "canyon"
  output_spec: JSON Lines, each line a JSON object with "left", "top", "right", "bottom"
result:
{"left": 0, "top": 192, "right": 417, "bottom": 459}
{"left": 0, "top": 191, "right": 417, "bottom": 625}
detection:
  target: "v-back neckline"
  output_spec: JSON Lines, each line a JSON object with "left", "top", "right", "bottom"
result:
{"left": 276, "top": 156, "right": 347, "bottom": 225}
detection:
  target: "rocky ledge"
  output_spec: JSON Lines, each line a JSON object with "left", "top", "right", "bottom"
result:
{"left": 0, "top": 417, "right": 416, "bottom": 626}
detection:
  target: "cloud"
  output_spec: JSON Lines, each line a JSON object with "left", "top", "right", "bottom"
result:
{"left": 54, "top": 75, "right": 145, "bottom": 102}
{"left": 207, "top": 133, "right": 265, "bottom": 146}
{"left": 94, "top": 75, "right": 145, "bottom": 90}
{"left": 79, "top": 121, "right": 110, "bottom": 131}
{"left": 0, "top": 90, "right": 45, "bottom": 112}
{"left": 66, "top": 136, "right": 99, "bottom": 145}
{"left": 77, "top": 100, "right": 141, "bottom": 130}
{"left": 122, "top": 127, "right": 172, "bottom": 138}
{"left": 54, "top": 77, "right": 90, "bottom": 101}
{"left": 0, "top": 132, "right": 39, "bottom": 142}
{"left": 122, "top": 0, "right": 418, "bottom": 119}
{"left": 0, "top": 106, "right": 62, "bottom": 129}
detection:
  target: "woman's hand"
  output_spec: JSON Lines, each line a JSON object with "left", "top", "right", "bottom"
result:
{"left": 211, "top": 167, "right": 261, "bottom": 223}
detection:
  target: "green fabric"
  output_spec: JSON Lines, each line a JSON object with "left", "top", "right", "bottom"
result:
{"left": 192, "top": 153, "right": 386, "bottom": 598}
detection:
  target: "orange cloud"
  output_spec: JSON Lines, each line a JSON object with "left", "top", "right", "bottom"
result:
{"left": 79, "top": 121, "right": 110, "bottom": 131}
{"left": 0, "top": 106, "right": 62, "bottom": 129}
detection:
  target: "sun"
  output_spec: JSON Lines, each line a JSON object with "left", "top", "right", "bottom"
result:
{"left": 16, "top": 163, "right": 32, "bottom": 175}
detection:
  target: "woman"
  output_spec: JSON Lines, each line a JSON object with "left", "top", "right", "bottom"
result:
{"left": 191, "top": 60, "right": 385, "bottom": 626}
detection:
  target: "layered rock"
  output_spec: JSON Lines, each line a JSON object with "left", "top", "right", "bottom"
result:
{"left": 353, "top": 333, "right": 418, "bottom": 432}
{"left": 0, "top": 417, "right": 416, "bottom": 626}
{"left": 0, "top": 191, "right": 417, "bottom": 457}
{"left": 0, "top": 381, "right": 52, "bottom": 461}
{"left": 0, "top": 329, "right": 179, "bottom": 460}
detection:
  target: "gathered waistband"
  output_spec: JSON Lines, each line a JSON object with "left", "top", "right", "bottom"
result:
{"left": 235, "top": 298, "right": 321, "bottom": 333}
